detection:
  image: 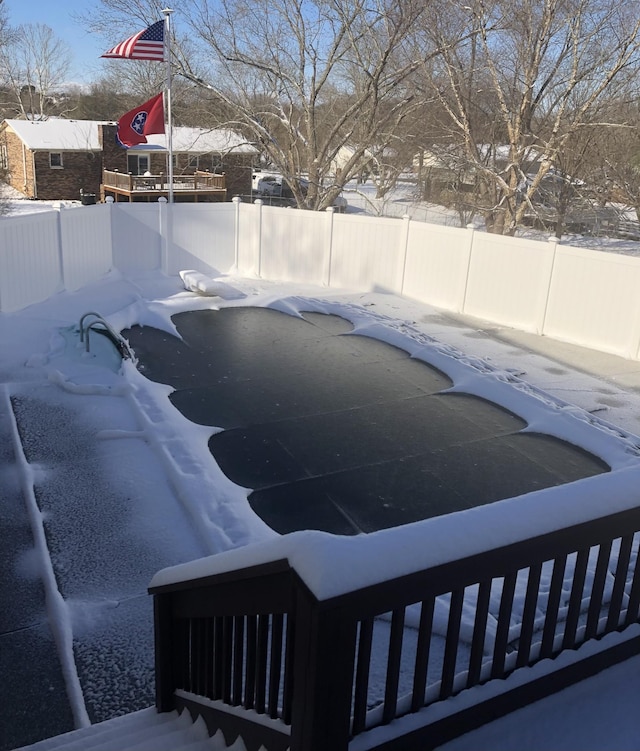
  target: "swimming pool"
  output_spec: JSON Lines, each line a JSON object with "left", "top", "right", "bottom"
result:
{"left": 124, "top": 306, "right": 609, "bottom": 535}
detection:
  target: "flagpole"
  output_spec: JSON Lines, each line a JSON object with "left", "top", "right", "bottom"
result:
{"left": 162, "top": 8, "right": 174, "bottom": 203}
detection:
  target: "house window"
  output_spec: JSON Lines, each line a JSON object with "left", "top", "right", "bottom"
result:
{"left": 188, "top": 154, "right": 200, "bottom": 170}
{"left": 0, "top": 144, "right": 7, "bottom": 171}
{"left": 49, "top": 152, "right": 63, "bottom": 168}
{"left": 127, "top": 154, "right": 149, "bottom": 175}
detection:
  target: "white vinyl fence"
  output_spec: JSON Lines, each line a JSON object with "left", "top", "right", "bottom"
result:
{"left": 2, "top": 197, "right": 640, "bottom": 360}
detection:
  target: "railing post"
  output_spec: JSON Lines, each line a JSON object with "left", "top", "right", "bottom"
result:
{"left": 289, "top": 588, "right": 357, "bottom": 751}
{"left": 154, "top": 593, "right": 177, "bottom": 712}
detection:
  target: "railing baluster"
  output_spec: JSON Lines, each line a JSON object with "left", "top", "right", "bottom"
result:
{"left": 196, "top": 618, "right": 209, "bottom": 696}
{"left": 382, "top": 608, "right": 405, "bottom": 724}
{"left": 467, "top": 581, "right": 491, "bottom": 687}
{"left": 192, "top": 618, "right": 203, "bottom": 694}
{"left": 607, "top": 535, "right": 634, "bottom": 630}
{"left": 624, "top": 534, "right": 640, "bottom": 626}
{"left": 184, "top": 618, "right": 196, "bottom": 691}
{"left": 202, "top": 617, "right": 214, "bottom": 698}
{"left": 232, "top": 615, "right": 244, "bottom": 706}
{"left": 412, "top": 598, "right": 434, "bottom": 711}
{"left": 255, "top": 614, "right": 270, "bottom": 713}
{"left": 585, "top": 539, "right": 613, "bottom": 639}
{"left": 245, "top": 614, "right": 257, "bottom": 709}
{"left": 440, "top": 590, "right": 464, "bottom": 699}
{"left": 352, "top": 617, "right": 374, "bottom": 734}
{"left": 491, "top": 571, "right": 517, "bottom": 679}
{"left": 177, "top": 616, "right": 191, "bottom": 693}
{"left": 562, "top": 549, "right": 590, "bottom": 650}
{"left": 268, "top": 613, "right": 284, "bottom": 719}
{"left": 282, "top": 613, "right": 295, "bottom": 725}
{"left": 191, "top": 619, "right": 200, "bottom": 694}
{"left": 540, "top": 554, "right": 567, "bottom": 658}
{"left": 516, "top": 562, "right": 542, "bottom": 668}
{"left": 221, "top": 616, "right": 233, "bottom": 703}
{"left": 213, "top": 616, "right": 223, "bottom": 700}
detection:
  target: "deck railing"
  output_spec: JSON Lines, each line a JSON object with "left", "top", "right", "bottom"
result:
{"left": 102, "top": 169, "right": 226, "bottom": 193}
{"left": 150, "top": 503, "right": 640, "bottom": 751}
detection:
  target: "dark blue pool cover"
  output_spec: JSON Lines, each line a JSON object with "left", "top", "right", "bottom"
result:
{"left": 124, "top": 308, "right": 608, "bottom": 535}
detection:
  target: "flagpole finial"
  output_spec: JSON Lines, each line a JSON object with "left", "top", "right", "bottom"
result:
{"left": 162, "top": 8, "right": 174, "bottom": 15}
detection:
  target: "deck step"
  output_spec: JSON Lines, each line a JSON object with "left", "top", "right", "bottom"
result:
{"left": 12, "top": 708, "right": 246, "bottom": 751}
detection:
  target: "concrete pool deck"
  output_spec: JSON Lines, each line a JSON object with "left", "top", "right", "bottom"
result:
{"left": 123, "top": 306, "right": 610, "bottom": 536}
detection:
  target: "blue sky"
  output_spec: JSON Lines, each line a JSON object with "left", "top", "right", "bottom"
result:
{"left": 4, "top": 0, "right": 132, "bottom": 84}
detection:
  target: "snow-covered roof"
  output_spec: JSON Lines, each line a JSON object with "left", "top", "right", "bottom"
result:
{"left": 2, "top": 118, "right": 257, "bottom": 155}
{"left": 139, "top": 126, "right": 258, "bottom": 155}
{"left": 3, "top": 118, "right": 103, "bottom": 151}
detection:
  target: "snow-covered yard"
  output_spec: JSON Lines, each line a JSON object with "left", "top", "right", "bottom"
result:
{"left": 3, "top": 188, "right": 640, "bottom": 750}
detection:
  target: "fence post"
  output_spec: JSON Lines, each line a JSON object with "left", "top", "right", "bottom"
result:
{"left": 256, "top": 199, "right": 264, "bottom": 278}
{"left": 398, "top": 213, "right": 411, "bottom": 294}
{"left": 232, "top": 196, "right": 241, "bottom": 273}
{"left": 458, "top": 223, "right": 476, "bottom": 313}
{"left": 324, "top": 206, "right": 334, "bottom": 287}
{"left": 158, "top": 197, "right": 169, "bottom": 275}
{"left": 54, "top": 202, "right": 65, "bottom": 294}
{"left": 289, "top": 588, "right": 357, "bottom": 751}
{"left": 537, "top": 235, "right": 560, "bottom": 335}
{"left": 103, "top": 196, "right": 114, "bottom": 273}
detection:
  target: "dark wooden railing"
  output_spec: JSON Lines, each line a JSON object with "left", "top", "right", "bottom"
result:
{"left": 149, "top": 504, "right": 640, "bottom": 751}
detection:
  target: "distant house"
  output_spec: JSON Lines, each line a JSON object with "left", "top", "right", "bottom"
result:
{"left": 0, "top": 119, "right": 103, "bottom": 201}
{"left": 0, "top": 118, "right": 258, "bottom": 202}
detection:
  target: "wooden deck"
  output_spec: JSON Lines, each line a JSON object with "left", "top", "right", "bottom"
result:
{"left": 101, "top": 169, "right": 227, "bottom": 202}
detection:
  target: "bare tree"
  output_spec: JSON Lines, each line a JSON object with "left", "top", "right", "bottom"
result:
{"left": 169, "top": 0, "right": 435, "bottom": 210}
{"left": 578, "top": 103, "right": 640, "bottom": 225}
{"left": 0, "top": 23, "right": 72, "bottom": 119}
{"left": 415, "top": 0, "right": 640, "bottom": 234}
{"left": 0, "top": 0, "right": 14, "bottom": 214}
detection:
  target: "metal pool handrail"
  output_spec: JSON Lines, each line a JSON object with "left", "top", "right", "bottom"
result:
{"left": 78, "top": 311, "right": 135, "bottom": 360}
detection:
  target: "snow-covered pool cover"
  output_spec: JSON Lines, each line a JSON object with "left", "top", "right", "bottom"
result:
{"left": 138, "top": 281, "right": 640, "bottom": 601}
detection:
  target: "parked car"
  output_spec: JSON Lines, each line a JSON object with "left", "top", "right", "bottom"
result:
{"left": 251, "top": 171, "right": 280, "bottom": 192}
{"left": 254, "top": 174, "right": 347, "bottom": 212}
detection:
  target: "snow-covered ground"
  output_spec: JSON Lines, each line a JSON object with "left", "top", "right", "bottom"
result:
{"left": 3, "top": 188, "right": 640, "bottom": 749}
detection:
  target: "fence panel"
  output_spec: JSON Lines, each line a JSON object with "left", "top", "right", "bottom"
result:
{"left": 462, "top": 233, "right": 556, "bottom": 333}
{"left": 166, "top": 203, "right": 237, "bottom": 276}
{"left": 260, "top": 207, "right": 328, "bottom": 285}
{"left": 542, "top": 245, "right": 640, "bottom": 358}
{"left": 110, "top": 203, "right": 162, "bottom": 273}
{"left": 329, "top": 213, "right": 404, "bottom": 292}
{"left": 402, "top": 222, "right": 471, "bottom": 310}
{"left": 60, "top": 204, "right": 112, "bottom": 291}
{"left": 0, "top": 211, "right": 62, "bottom": 312}
{"left": 235, "top": 201, "right": 262, "bottom": 277}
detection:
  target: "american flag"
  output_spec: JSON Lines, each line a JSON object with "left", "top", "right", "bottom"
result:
{"left": 102, "top": 20, "right": 165, "bottom": 61}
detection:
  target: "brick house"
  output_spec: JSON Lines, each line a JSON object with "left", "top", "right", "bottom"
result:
{"left": 0, "top": 118, "right": 257, "bottom": 201}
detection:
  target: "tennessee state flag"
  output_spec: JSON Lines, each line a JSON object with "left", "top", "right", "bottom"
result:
{"left": 116, "top": 93, "right": 165, "bottom": 148}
